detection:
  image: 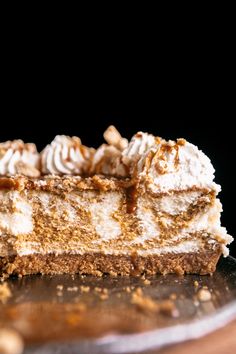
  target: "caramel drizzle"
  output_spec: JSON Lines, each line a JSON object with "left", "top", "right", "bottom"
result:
{"left": 151, "top": 142, "right": 182, "bottom": 175}
{"left": 126, "top": 184, "right": 138, "bottom": 213}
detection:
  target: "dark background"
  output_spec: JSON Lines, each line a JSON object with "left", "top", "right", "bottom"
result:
{"left": 0, "top": 110, "right": 235, "bottom": 257}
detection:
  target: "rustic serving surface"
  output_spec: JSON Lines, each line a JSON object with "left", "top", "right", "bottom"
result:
{"left": 0, "top": 256, "right": 236, "bottom": 354}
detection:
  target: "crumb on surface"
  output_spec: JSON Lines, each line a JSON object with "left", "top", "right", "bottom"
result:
{"left": 159, "top": 300, "right": 179, "bottom": 318}
{"left": 169, "top": 293, "right": 177, "bottom": 300}
{"left": 80, "top": 286, "right": 90, "bottom": 293}
{"left": 131, "top": 288, "right": 179, "bottom": 317}
{"left": 93, "top": 287, "right": 108, "bottom": 300}
{"left": 0, "top": 328, "right": 24, "bottom": 354}
{"left": 125, "top": 286, "right": 131, "bottom": 293}
{"left": 194, "top": 280, "right": 199, "bottom": 288}
{"left": 0, "top": 283, "right": 12, "bottom": 304}
{"left": 143, "top": 279, "right": 151, "bottom": 285}
{"left": 131, "top": 287, "right": 159, "bottom": 312}
{"left": 56, "top": 285, "right": 63, "bottom": 291}
{"left": 94, "top": 287, "right": 102, "bottom": 293}
{"left": 197, "top": 288, "right": 212, "bottom": 302}
{"left": 67, "top": 286, "right": 78, "bottom": 292}
{"left": 99, "top": 293, "right": 109, "bottom": 300}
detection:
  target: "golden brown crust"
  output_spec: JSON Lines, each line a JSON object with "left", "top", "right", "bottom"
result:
{"left": 0, "top": 248, "right": 221, "bottom": 277}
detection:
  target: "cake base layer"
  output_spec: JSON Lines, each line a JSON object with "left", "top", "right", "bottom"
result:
{"left": 0, "top": 249, "right": 222, "bottom": 277}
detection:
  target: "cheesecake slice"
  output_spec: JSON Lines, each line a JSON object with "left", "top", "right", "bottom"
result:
{"left": 0, "top": 127, "right": 233, "bottom": 276}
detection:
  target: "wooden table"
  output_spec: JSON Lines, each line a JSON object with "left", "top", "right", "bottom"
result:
{"left": 148, "top": 319, "right": 236, "bottom": 354}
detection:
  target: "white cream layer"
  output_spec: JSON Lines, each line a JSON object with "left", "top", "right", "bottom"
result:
{"left": 16, "top": 239, "right": 204, "bottom": 257}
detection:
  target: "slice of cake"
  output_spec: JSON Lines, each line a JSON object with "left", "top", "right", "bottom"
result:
{"left": 0, "top": 127, "right": 233, "bottom": 276}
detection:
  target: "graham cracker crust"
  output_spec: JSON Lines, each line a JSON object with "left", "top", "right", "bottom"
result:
{"left": 0, "top": 249, "right": 222, "bottom": 277}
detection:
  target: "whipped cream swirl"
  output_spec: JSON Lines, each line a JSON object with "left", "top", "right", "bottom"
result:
{"left": 41, "top": 135, "right": 93, "bottom": 175}
{"left": 0, "top": 140, "right": 40, "bottom": 177}
{"left": 91, "top": 144, "right": 127, "bottom": 176}
{"left": 91, "top": 130, "right": 160, "bottom": 177}
{"left": 122, "top": 132, "right": 158, "bottom": 174}
{"left": 91, "top": 127, "right": 217, "bottom": 192}
{"left": 136, "top": 139, "right": 217, "bottom": 192}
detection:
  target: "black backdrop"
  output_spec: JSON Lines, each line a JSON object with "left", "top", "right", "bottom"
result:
{"left": 0, "top": 111, "right": 235, "bottom": 257}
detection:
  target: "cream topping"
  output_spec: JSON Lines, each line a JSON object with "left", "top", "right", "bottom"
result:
{"left": 0, "top": 140, "right": 40, "bottom": 177}
{"left": 90, "top": 126, "right": 128, "bottom": 176}
{"left": 122, "top": 132, "right": 157, "bottom": 169}
{"left": 90, "top": 128, "right": 218, "bottom": 193}
{"left": 121, "top": 132, "right": 217, "bottom": 191}
{"left": 138, "top": 140, "right": 218, "bottom": 193}
{"left": 41, "top": 135, "right": 93, "bottom": 175}
{"left": 0, "top": 127, "right": 221, "bottom": 192}
{"left": 91, "top": 144, "right": 127, "bottom": 176}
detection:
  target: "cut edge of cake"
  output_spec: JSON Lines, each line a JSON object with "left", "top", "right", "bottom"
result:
{"left": 0, "top": 126, "right": 233, "bottom": 277}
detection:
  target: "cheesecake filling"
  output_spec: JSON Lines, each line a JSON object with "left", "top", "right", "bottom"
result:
{"left": 0, "top": 188, "right": 232, "bottom": 258}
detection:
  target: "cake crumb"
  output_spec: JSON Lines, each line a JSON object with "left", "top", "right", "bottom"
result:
{"left": 194, "top": 280, "right": 199, "bottom": 288}
{"left": 0, "top": 328, "right": 24, "bottom": 354}
{"left": 103, "top": 125, "right": 128, "bottom": 150}
{"left": 131, "top": 288, "right": 158, "bottom": 312}
{"left": 197, "top": 288, "right": 212, "bottom": 302}
{"left": 0, "top": 283, "right": 12, "bottom": 304}
{"left": 94, "top": 287, "right": 108, "bottom": 300}
{"left": 94, "top": 287, "right": 102, "bottom": 293}
{"left": 159, "top": 300, "right": 179, "bottom": 318}
{"left": 80, "top": 286, "right": 90, "bottom": 293}
{"left": 65, "top": 305, "right": 86, "bottom": 326}
{"left": 169, "top": 293, "right": 177, "bottom": 300}
{"left": 56, "top": 284, "right": 63, "bottom": 297}
{"left": 56, "top": 285, "right": 63, "bottom": 291}
{"left": 99, "top": 293, "right": 109, "bottom": 300}
{"left": 125, "top": 286, "right": 131, "bottom": 293}
{"left": 131, "top": 288, "right": 179, "bottom": 317}
{"left": 134, "top": 287, "right": 143, "bottom": 296}
{"left": 143, "top": 279, "right": 151, "bottom": 285}
{"left": 67, "top": 286, "right": 78, "bottom": 292}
